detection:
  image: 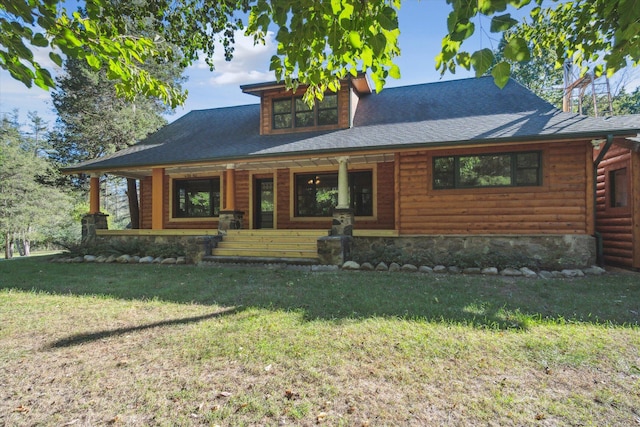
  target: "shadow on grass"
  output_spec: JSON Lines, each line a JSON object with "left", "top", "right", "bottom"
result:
{"left": 1, "top": 257, "right": 639, "bottom": 329}
{"left": 44, "top": 307, "right": 240, "bottom": 349}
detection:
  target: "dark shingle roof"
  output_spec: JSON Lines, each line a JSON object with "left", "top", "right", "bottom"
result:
{"left": 64, "top": 76, "right": 640, "bottom": 172}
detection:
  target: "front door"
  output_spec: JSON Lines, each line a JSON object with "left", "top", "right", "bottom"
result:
{"left": 254, "top": 178, "right": 274, "bottom": 229}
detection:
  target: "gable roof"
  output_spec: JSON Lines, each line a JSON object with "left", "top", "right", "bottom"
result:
{"left": 64, "top": 76, "right": 640, "bottom": 174}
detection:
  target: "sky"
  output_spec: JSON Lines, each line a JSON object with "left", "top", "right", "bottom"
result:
{"left": 0, "top": 1, "right": 637, "bottom": 130}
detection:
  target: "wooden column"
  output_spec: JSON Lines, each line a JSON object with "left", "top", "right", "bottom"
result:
{"left": 151, "top": 168, "right": 164, "bottom": 230}
{"left": 336, "top": 156, "right": 349, "bottom": 209}
{"left": 225, "top": 164, "right": 236, "bottom": 211}
{"left": 89, "top": 175, "right": 100, "bottom": 214}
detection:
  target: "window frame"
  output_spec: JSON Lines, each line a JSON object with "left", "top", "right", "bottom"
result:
{"left": 432, "top": 151, "right": 543, "bottom": 190}
{"left": 608, "top": 167, "right": 630, "bottom": 210}
{"left": 293, "top": 169, "right": 374, "bottom": 218}
{"left": 171, "top": 177, "right": 221, "bottom": 219}
{"left": 272, "top": 93, "right": 339, "bottom": 130}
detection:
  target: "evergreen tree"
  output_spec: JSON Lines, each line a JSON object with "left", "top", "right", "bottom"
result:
{"left": 0, "top": 115, "right": 76, "bottom": 259}
{"left": 49, "top": 55, "right": 182, "bottom": 227}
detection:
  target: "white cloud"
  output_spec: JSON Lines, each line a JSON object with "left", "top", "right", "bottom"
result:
{"left": 188, "top": 30, "right": 277, "bottom": 87}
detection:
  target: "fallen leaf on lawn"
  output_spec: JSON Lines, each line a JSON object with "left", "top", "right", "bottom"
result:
{"left": 217, "top": 391, "right": 232, "bottom": 398}
{"left": 14, "top": 405, "right": 30, "bottom": 413}
{"left": 107, "top": 415, "right": 121, "bottom": 424}
{"left": 317, "top": 411, "right": 327, "bottom": 422}
{"left": 285, "top": 389, "right": 299, "bottom": 400}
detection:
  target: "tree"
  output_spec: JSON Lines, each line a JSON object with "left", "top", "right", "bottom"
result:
{"left": 613, "top": 87, "right": 640, "bottom": 115}
{"left": 2, "top": 1, "right": 639, "bottom": 104}
{"left": 0, "top": 114, "right": 75, "bottom": 259}
{"left": 492, "top": 33, "right": 564, "bottom": 108}
{"left": 50, "top": 57, "right": 173, "bottom": 227}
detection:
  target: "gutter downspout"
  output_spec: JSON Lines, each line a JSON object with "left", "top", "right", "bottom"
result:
{"left": 593, "top": 134, "right": 614, "bottom": 266}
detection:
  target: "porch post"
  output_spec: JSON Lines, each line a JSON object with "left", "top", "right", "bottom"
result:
{"left": 332, "top": 156, "right": 354, "bottom": 236}
{"left": 89, "top": 174, "right": 101, "bottom": 214}
{"left": 336, "top": 156, "right": 349, "bottom": 209}
{"left": 82, "top": 173, "right": 108, "bottom": 243}
{"left": 219, "top": 164, "right": 243, "bottom": 232}
{"left": 225, "top": 164, "right": 236, "bottom": 210}
{"left": 151, "top": 167, "right": 164, "bottom": 230}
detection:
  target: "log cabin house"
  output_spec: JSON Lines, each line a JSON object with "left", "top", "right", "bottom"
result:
{"left": 64, "top": 76, "right": 640, "bottom": 269}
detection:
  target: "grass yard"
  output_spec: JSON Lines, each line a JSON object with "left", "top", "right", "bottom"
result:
{"left": 0, "top": 256, "right": 639, "bottom": 426}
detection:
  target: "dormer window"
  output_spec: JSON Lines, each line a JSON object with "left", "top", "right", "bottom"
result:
{"left": 272, "top": 94, "right": 338, "bottom": 130}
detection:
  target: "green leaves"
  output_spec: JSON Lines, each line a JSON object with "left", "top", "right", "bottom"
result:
{"left": 471, "top": 49, "right": 494, "bottom": 77}
{"left": 249, "top": 0, "right": 401, "bottom": 101}
{"left": 504, "top": 37, "right": 530, "bottom": 62}
{"left": 490, "top": 14, "right": 518, "bottom": 32}
{"left": 3, "top": 0, "right": 638, "bottom": 106}
{"left": 438, "top": 0, "right": 639, "bottom": 89}
{"left": 491, "top": 61, "right": 511, "bottom": 88}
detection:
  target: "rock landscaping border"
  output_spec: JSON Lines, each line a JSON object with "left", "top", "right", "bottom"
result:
{"left": 339, "top": 260, "right": 606, "bottom": 278}
{"left": 51, "top": 254, "right": 187, "bottom": 265}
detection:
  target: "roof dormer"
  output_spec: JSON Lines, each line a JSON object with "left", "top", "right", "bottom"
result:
{"left": 241, "top": 74, "right": 371, "bottom": 135}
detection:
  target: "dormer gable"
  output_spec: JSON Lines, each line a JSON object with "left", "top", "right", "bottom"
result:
{"left": 241, "top": 74, "right": 372, "bottom": 135}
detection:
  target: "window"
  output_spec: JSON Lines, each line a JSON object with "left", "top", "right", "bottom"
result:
{"left": 433, "top": 151, "right": 542, "bottom": 189}
{"left": 295, "top": 171, "right": 373, "bottom": 217}
{"left": 610, "top": 168, "right": 628, "bottom": 208}
{"left": 173, "top": 178, "right": 220, "bottom": 218}
{"left": 273, "top": 94, "right": 338, "bottom": 130}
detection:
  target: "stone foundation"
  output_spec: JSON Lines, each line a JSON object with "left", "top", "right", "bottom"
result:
{"left": 317, "top": 235, "right": 352, "bottom": 265}
{"left": 351, "top": 234, "right": 596, "bottom": 270}
{"left": 94, "top": 233, "right": 222, "bottom": 264}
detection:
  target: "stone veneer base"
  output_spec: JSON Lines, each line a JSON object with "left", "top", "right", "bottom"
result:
{"left": 350, "top": 234, "right": 596, "bottom": 270}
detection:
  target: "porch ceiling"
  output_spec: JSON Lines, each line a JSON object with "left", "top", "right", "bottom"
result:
{"left": 106, "top": 153, "right": 395, "bottom": 178}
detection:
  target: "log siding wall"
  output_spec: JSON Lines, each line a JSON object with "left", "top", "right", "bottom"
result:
{"left": 140, "top": 176, "right": 152, "bottom": 229}
{"left": 137, "top": 140, "right": 596, "bottom": 239}
{"left": 595, "top": 144, "right": 639, "bottom": 268}
{"left": 397, "top": 141, "right": 593, "bottom": 235}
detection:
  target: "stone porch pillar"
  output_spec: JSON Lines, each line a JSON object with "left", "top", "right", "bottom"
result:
{"left": 82, "top": 174, "right": 108, "bottom": 244}
{"left": 81, "top": 213, "right": 108, "bottom": 244}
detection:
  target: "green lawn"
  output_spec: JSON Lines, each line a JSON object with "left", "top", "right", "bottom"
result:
{"left": 1, "top": 256, "right": 639, "bottom": 426}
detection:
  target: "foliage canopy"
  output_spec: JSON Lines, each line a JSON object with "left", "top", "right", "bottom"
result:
{"left": 1, "top": 0, "right": 638, "bottom": 106}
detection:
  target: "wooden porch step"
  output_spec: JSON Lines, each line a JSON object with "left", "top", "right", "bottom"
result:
{"left": 211, "top": 248, "right": 318, "bottom": 258}
{"left": 201, "top": 255, "right": 319, "bottom": 265}
{"left": 216, "top": 241, "right": 317, "bottom": 250}
{"left": 210, "top": 229, "right": 324, "bottom": 261}
{"left": 223, "top": 229, "right": 327, "bottom": 237}
{"left": 218, "top": 236, "right": 320, "bottom": 244}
